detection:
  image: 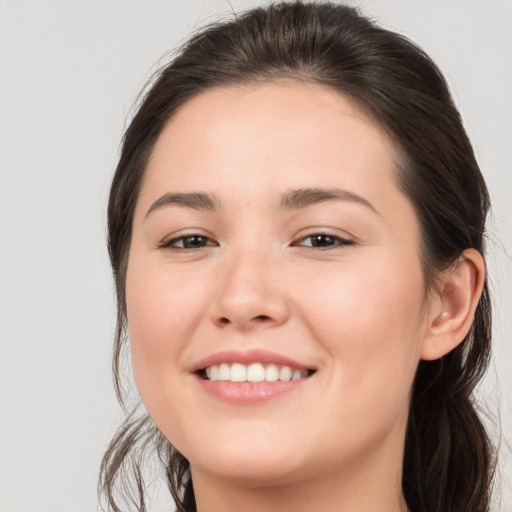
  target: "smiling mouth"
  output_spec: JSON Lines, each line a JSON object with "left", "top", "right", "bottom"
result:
{"left": 200, "top": 363, "right": 315, "bottom": 383}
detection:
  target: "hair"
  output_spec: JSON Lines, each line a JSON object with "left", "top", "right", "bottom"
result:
{"left": 100, "top": 2, "right": 496, "bottom": 511}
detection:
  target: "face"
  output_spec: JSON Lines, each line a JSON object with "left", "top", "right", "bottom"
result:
{"left": 126, "top": 81, "right": 431, "bottom": 488}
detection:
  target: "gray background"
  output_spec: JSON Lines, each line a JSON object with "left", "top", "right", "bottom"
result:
{"left": 0, "top": 1, "right": 510, "bottom": 511}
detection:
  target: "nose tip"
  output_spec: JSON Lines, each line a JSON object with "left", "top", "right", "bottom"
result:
{"left": 211, "top": 296, "right": 289, "bottom": 330}
{"left": 208, "top": 261, "right": 289, "bottom": 330}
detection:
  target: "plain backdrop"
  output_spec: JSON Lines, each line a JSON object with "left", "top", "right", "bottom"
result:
{"left": 0, "top": 1, "right": 510, "bottom": 511}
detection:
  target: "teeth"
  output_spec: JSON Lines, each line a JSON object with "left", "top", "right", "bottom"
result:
{"left": 291, "top": 369, "right": 302, "bottom": 380}
{"left": 279, "top": 366, "right": 293, "bottom": 381}
{"left": 247, "top": 363, "right": 265, "bottom": 382}
{"left": 203, "top": 363, "right": 310, "bottom": 382}
{"left": 230, "top": 363, "right": 246, "bottom": 382}
{"left": 265, "top": 363, "right": 279, "bottom": 382}
{"left": 218, "top": 363, "right": 230, "bottom": 381}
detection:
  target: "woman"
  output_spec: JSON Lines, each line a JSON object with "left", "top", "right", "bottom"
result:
{"left": 100, "top": 2, "right": 496, "bottom": 511}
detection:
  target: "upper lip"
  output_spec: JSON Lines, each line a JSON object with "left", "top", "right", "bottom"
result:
{"left": 190, "top": 348, "right": 314, "bottom": 373}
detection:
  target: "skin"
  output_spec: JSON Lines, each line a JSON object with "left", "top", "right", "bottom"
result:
{"left": 125, "top": 81, "right": 484, "bottom": 512}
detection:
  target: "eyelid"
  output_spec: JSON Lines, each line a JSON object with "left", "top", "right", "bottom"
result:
{"left": 158, "top": 231, "right": 218, "bottom": 250}
{"left": 156, "top": 228, "right": 355, "bottom": 250}
{"left": 291, "top": 228, "right": 355, "bottom": 248}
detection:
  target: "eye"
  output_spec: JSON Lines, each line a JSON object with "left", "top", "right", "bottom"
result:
{"left": 160, "top": 234, "right": 216, "bottom": 250}
{"left": 294, "top": 233, "right": 353, "bottom": 249}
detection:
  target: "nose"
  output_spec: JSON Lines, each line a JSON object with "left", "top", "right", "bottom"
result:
{"left": 208, "top": 250, "right": 290, "bottom": 330}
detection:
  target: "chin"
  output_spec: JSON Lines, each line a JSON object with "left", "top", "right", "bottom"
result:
{"left": 183, "top": 429, "right": 310, "bottom": 486}
{"left": 194, "top": 455, "right": 307, "bottom": 488}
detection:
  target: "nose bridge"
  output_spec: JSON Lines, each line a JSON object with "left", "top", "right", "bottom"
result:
{"left": 209, "top": 240, "right": 289, "bottom": 329}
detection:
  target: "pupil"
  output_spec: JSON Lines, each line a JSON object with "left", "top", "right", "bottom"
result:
{"left": 185, "top": 236, "right": 206, "bottom": 248}
{"left": 312, "top": 234, "right": 334, "bottom": 247}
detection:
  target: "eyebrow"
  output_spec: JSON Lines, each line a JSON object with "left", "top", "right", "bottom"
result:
{"left": 278, "top": 187, "right": 379, "bottom": 215}
{"left": 145, "top": 192, "right": 219, "bottom": 218}
{"left": 144, "top": 187, "right": 379, "bottom": 219}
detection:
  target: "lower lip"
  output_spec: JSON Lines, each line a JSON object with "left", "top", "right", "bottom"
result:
{"left": 195, "top": 375, "right": 309, "bottom": 404}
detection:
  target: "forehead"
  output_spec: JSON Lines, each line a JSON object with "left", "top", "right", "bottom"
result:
{"left": 140, "top": 81, "right": 402, "bottom": 213}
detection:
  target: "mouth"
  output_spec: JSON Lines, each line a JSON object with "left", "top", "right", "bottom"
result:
{"left": 192, "top": 350, "right": 317, "bottom": 403}
{"left": 200, "top": 363, "right": 315, "bottom": 383}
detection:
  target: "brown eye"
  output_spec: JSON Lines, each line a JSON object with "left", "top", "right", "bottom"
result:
{"left": 297, "top": 234, "right": 353, "bottom": 249}
{"left": 163, "top": 235, "right": 215, "bottom": 249}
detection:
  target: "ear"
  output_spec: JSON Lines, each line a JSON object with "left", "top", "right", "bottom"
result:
{"left": 421, "top": 248, "right": 486, "bottom": 361}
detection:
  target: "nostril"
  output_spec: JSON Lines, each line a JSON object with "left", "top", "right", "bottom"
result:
{"left": 254, "top": 315, "right": 271, "bottom": 321}
{"left": 219, "top": 317, "right": 230, "bottom": 324}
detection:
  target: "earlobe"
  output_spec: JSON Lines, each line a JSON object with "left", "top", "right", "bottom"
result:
{"left": 421, "top": 249, "right": 485, "bottom": 361}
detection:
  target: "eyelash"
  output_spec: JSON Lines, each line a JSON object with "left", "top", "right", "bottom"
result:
{"left": 159, "top": 234, "right": 216, "bottom": 250}
{"left": 159, "top": 231, "right": 353, "bottom": 251}
{"left": 293, "top": 232, "right": 354, "bottom": 249}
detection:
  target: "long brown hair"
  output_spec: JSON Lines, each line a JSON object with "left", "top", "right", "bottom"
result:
{"left": 100, "top": 2, "right": 496, "bottom": 511}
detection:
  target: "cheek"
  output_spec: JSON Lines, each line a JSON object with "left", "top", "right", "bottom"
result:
{"left": 298, "top": 257, "right": 426, "bottom": 404}
{"left": 301, "top": 256, "right": 425, "bottom": 337}
{"left": 288, "top": 261, "right": 426, "bottom": 464}
{"left": 125, "top": 257, "right": 206, "bottom": 410}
